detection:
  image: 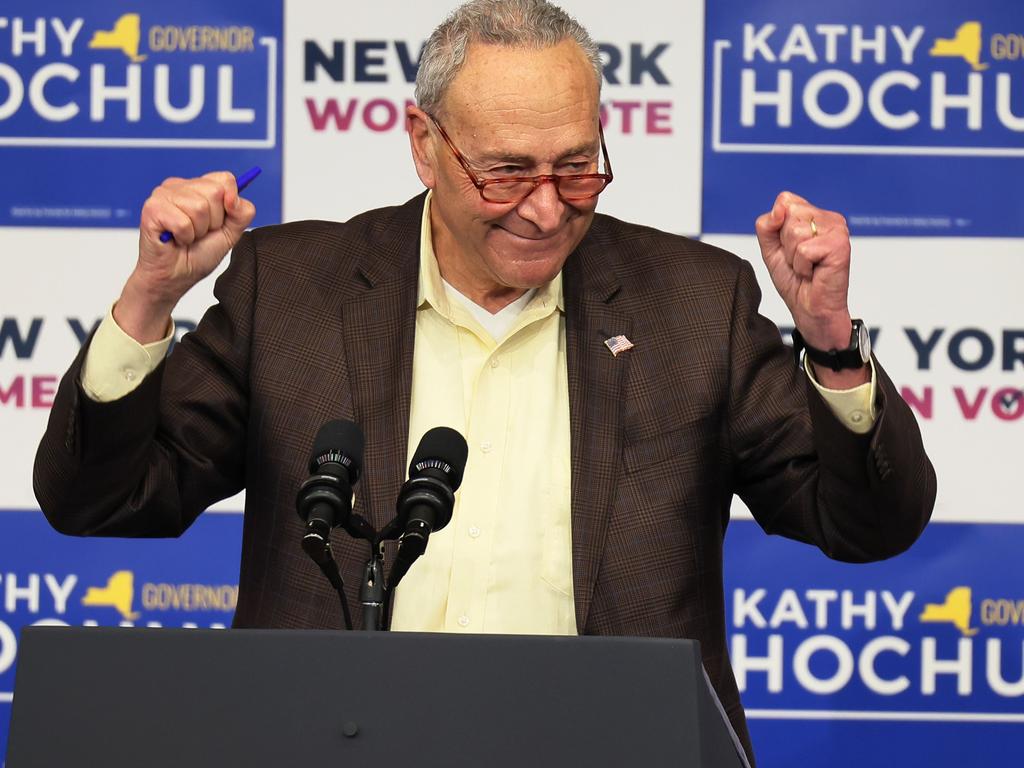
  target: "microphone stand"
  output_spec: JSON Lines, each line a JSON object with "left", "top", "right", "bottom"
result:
{"left": 360, "top": 545, "right": 386, "bottom": 631}
{"left": 359, "top": 529, "right": 419, "bottom": 632}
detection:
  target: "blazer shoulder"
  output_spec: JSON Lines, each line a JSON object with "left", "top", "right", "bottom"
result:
{"left": 587, "top": 213, "right": 751, "bottom": 296}
{"left": 245, "top": 196, "right": 421, "bottom": 267}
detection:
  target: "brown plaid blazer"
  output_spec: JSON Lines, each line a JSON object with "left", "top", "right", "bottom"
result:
{"left": 35, "top": 192, "right": 936, "bottom": 763}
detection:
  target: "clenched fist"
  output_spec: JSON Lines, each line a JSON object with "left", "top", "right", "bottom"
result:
{"left": 755, "top": 191, "right": 868, "bottom": 388}
{"left": 115, "top": 171, "right": 257, "bottom": 344}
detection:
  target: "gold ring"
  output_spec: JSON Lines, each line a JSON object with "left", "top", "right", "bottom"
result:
{"left": 810, "top": 218, "right": 818, "bottom": 237}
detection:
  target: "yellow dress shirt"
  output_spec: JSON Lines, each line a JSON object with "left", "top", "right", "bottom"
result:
{"left": 81, "top": 194, "right": 878, "bottom": 635}
{"left": 390, "top": 193, "right": 576, "bottom": 634}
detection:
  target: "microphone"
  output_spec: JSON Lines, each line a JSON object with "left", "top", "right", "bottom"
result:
{"left": 296, "top": 420, "right": 365, "bottom": 563}
{"left": 394, "top": 426, "right": 468, "bottom": 559}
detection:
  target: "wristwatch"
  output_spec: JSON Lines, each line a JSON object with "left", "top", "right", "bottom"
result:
{"left": 792, "top": 319, "right": 871, "bottom": 372}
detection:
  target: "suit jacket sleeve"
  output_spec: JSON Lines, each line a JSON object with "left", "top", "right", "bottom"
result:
{"left": 33, "top": 232, "right": 257, "bottom": 537}
{"left": 727, "top": 260, "right": 935, "bottom": 562}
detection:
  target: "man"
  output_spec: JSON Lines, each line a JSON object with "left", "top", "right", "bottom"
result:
{"left": 34, "top": 0, "right": 935, "bottom": 762}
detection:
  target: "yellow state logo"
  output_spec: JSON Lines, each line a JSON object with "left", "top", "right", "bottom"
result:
{"left": 88, "top": 13, "right": 148, "bottom": 62}
{"left": 929, "top": 21, "right": 989, "bottom": 72}
{"left": 919, "top": 586, "right": 979, "bottom": 637}
{"left": 81, "top": 570, "right": 141, "bottom": 621}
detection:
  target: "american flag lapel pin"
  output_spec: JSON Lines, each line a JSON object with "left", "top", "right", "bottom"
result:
{"left": 604, "top": 334, "right": 634, "bottom": 357}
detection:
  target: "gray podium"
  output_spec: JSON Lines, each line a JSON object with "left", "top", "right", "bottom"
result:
{"left": 7, "top": 627, "right": 749, "bottom": 767}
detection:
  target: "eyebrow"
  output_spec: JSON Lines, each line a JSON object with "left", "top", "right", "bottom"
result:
{"left": 472, "top": 142, "right": 599, "bottom": 166}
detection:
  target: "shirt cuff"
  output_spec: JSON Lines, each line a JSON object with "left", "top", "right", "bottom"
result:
{"left": 80, "top": 304, "right": 175, "bottom": 402}
{"left": 804, "top": 356, "right": 878, "bottom": 435}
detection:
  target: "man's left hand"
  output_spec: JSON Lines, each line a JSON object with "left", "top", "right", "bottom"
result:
{"left": 755, "top": 191, "right": 869, "bottom": 387}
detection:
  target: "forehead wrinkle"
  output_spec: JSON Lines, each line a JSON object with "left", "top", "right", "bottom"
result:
{"left": 456, "top": 125, "right": 599, "bottom": 169}
{"left": 447, "top": 103, "right": 599, "bottom": 165}
{"left": 448, "top": 100, "right": 589, "bottom": 139}
{"left": 464, "top": 78, "right": 592, "bottom": 115}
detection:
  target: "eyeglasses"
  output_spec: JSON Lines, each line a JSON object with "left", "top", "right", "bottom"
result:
{"left": 427, "top": 114, "right": 613, "bottom": 205}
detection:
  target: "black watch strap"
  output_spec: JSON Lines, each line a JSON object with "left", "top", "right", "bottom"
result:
{"left": 792, "top": 320, "right": 869, "bottom": 372}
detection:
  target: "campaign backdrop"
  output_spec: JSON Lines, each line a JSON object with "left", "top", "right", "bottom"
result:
{"left": 703, "top": 0, "right": 1024, "bottom": 237}
{"left": 0, "top": 0, "right": 283, "bottom": 228}
{"left": 1, "top": 0, "right": 1021, "bottom": 765}
{"left": 283, "top": 0, "right": 704, "bottom": 234}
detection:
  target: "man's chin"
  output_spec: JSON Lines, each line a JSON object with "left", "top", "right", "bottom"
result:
{"left": 493, "top": 256, "right": 568, "bottom": 290}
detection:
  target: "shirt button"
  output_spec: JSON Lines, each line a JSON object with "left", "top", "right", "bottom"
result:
{"left": 490, "top": 358, "right": 500, "bottom": 369}
{"left": 480, "top": 441, "right": 492, "bottom": 453}
{"left": 468, "top": 526, "right": 481, "bottom": 538}
{"left": 457, "top": 615, "right": 470, "bottom": 627}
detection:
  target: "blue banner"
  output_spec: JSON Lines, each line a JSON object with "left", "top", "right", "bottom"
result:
{"left": 702, "top": 0, "right": 1024, "bottom": 236}
{"left": 725, "top": 519, "right": 1024, "bottom": 767}
{"left": 0, "top": 0, "right": 282, "bottom": 228}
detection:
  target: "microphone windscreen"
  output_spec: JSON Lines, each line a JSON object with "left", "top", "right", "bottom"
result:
{"left": 409, "top": 426, "right": 469, "bottom": 491}
{"left": 308, "top": 419, "right": 365, "bottom": 481}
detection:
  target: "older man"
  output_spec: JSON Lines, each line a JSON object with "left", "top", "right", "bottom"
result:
{"left": 34, "top": 0, "right": 935, "bottom": 762}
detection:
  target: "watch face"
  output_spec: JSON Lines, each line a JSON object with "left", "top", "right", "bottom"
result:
{"left": 858, "top": 322, "right": 871, "bottom": 362}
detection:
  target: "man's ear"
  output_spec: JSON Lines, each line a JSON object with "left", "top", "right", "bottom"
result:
{"left": 407, "top": 106, "right": 437, "bottom": 189}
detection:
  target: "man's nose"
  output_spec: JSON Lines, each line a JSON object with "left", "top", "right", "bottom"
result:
{"left": 515, "top": 178, "right": 566, "bottom": 233}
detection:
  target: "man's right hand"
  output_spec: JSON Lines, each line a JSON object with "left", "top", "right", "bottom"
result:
{"left": 114, "top": 171, "right": 257, "bottom": 344}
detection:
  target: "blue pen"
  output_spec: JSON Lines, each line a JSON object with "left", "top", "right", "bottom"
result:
{"left": 158, "top": 165, "right": 262, "bottom": 244}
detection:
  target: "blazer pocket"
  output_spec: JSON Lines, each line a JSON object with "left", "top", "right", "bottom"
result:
{"left": 623, "top": 427, "right": 692, "bottom": 475}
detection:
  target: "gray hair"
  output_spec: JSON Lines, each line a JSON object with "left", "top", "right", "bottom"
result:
{"left": 415, "top": 0, "right": 602, "bottom": 117}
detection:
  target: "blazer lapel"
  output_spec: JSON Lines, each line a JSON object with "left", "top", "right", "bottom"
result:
{"left": 338, "top": 195, "right": 423, "bottom": 534}
{"left": 564, "top": 230, "right": 632, "bottom": 632}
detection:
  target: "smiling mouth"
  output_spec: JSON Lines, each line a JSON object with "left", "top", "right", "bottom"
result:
{"left": 495, "top": 226, "right": 561, "bottom": 242}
